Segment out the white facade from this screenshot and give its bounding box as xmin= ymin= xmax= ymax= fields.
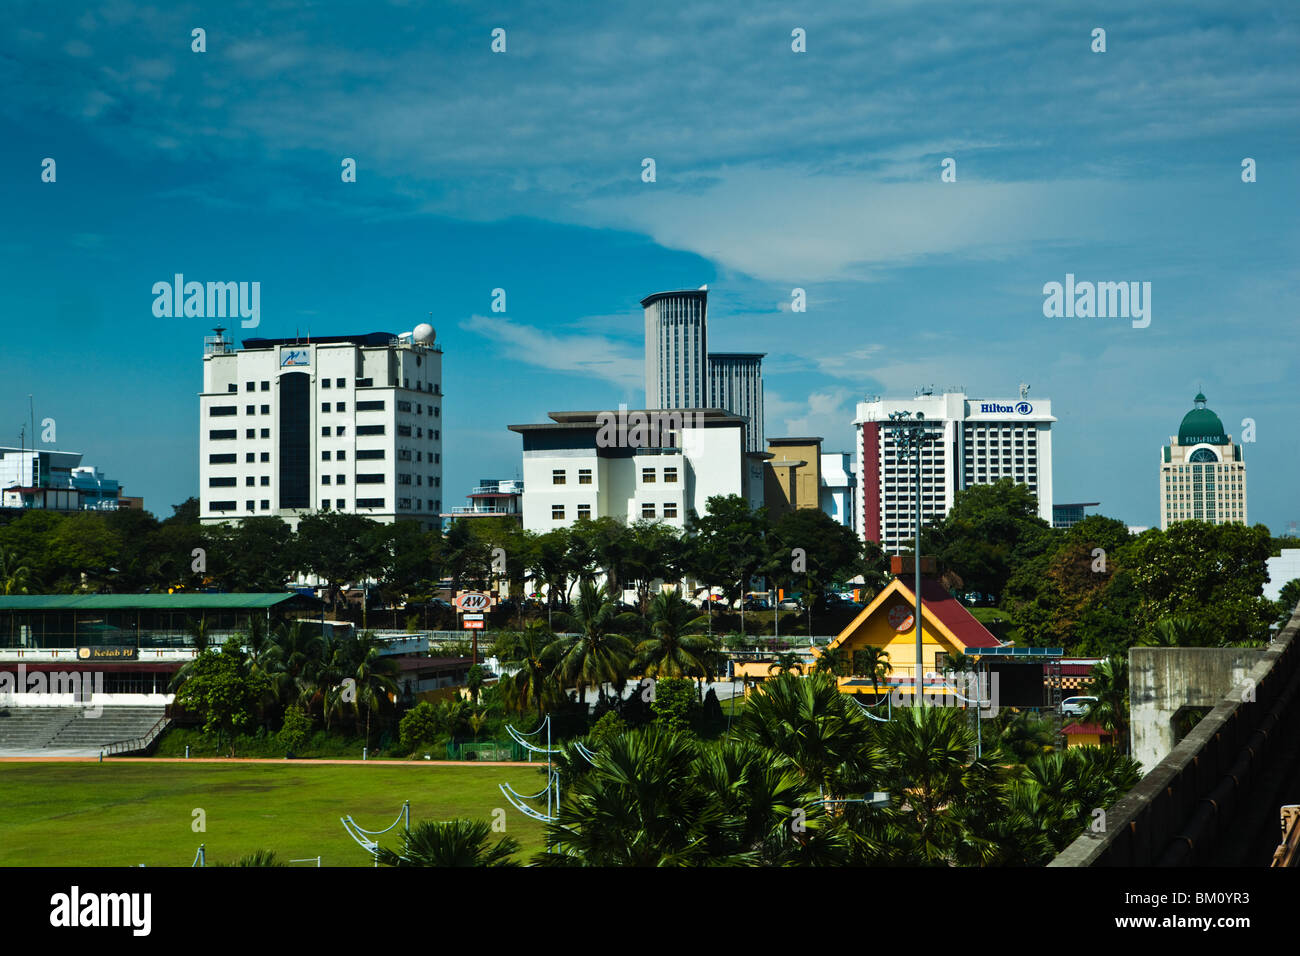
xmin=509 ymin=410 xmax=761 ymax=533
xmin=708 ymin=353 xmax=765 ymax=453
xmin=854 ymin=390 xmax=1055 ymax=552
xmin=643 ymin=290 xmax=708 ymax=410
xmin=198 ymin=329 xmax=443 ymax=530
xmin=1265 ymin=550 xmax=1300 ymax=604
xmin=819 ymin=451 xmax=856 ymax=533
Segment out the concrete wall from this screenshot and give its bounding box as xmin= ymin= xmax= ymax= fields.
xmin=1130 ymin=646 xmax=1263 ymax=773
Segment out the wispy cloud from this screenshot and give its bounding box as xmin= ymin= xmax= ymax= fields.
xmin=459 ymin=314 xmax=641 ymax=389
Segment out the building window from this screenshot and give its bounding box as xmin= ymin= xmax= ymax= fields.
xmin=553 ymin=470 xmax=566 ymax=485
xmin=336 ymin=402 xmax=346 ymax=412
xmin=664 ymin=467 xmax=678 ymax=483
xmin=434 ymin=430 xmax=440 ymax=440
xmin=321 ymin=402 xmax=331 ymax=413
xmin=245 ymin=476 xmax=255 ymax=486
xmin=337 ymin=474 xmax=346 ymax=485
xmin=397 ymin=401 xmax=411 ymax=413
xmin=260 ymin=476 xmax=269 ymax=486
xmin=322 ymin=500 xmax=330 ymax=509
xmin=210 ymin=406 xmax=237 ymax=417
xmin=261 ymin=381 xmax=269 ymax=391
xmin=261 ymin=428 xmax=270 ymax=438
xmin=245 ymin=382 xmax=255 ymax=392
xmin=357 ymin=425 xmax=385 ymax=436
xmin=552 ymin=505 xmax=565 ymax=520
xmin=260 ymin=500 xmax=269 ymax=510
xmin=434 ymin=406 xmax=439 ymax=417
xmin=246 ymin=501 xmax=255 ymax=512
xmin=227 ymin=384 xmax=237 ymax=393
xmin=337 ymin=450 xmax=346 ymax=460
xmin=434 ymin=453 xmax=440 ymax=464
xmin=322 ymin=450 xmax=331 ymax=460
xmin=356 ymin=498 xmax=384 ymax=508
xmin=357 ymin=449 xmax=385 ymax=459
xmin=322 ymin=475 xmax=331 ymax=484
xmin=577 ymin=504 xmax=592 ymax=520
xmin=209 ymin=453 xmax=236 ymax=464
xmin=337 ymin=499 xmax=345 ymax=509
xmin=357 ymin=474 xmax=385 ymax=484
xmin=321 ymin=427 xmax=330 ymax=437
xmin=663 ymin=502 xmax=678 ymax=518
xmin=246 ymin=452 xmax=256 ymax=463
xmin=261 ymin=405 xmax=270 ymax=415
xmin=209 ymin=477 xmax=236 ymax=487
xmin=209 ymin=429 xmax=237 ymax=440
xmin=323 ymin=379 xmax=331 ymax=389
xmin=397 ymin=425 xmax=412 ymax=437
xmin=358 ymin=400 xmax=385 ymax=411
xmin=578 ymin=469 xmax=592 ymax=484
xmin=642 ymin=503 xmax=656 ymax=518
xmin=245 ymin=405 xmax=255 ymax=415
xmin=335 ymin=426 xmax=345 ymax=436
xmin=642 ymin=468 xmax=656 ymax=483
xmin=336 ymin=378 xmax=345 ymax=388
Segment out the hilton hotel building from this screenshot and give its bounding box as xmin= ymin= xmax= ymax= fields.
xmin=198 ymin=329 xmax=443 ymax=530
xmin=854 ymin=390 xmax=1055 ymax=552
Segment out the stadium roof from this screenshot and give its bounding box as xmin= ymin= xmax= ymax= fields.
xmin=0 ymin=593 xmax=316 ymax=611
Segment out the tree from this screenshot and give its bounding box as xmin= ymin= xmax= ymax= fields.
xmin=851 ymin=647 xmax=892 ymax=702
xmin=294 ymin=511 xmax=383 ymax=613
xmin=345 ymin=631 xmax=400 ymax=747
xmin=813 ymin=646 xmax=850 ymax=678
xmin=1083 ymin=656 xmax=1130 ymax=756
xmin=635 ymin=590 xmax=711 ymax=679
xmin=376 ymin=819 xmax=520 ymax=867
xmin=922 ymin=479 xmax=1053 ymax=599
xmin=684 ymin=495 xmax=770 ymax=634
xmin=173 ymin=637 xmax=271 ymax=757
xmin=650 ymin=676 xmax=696 ymax=734
xmin=623 ymin=520 xmax=684 ymax=614
xmin=548 ymin=580 xmax=637 ymax=707
xmin=277 ymin=706 xmax=312 ymax=756
xmin=766 ymin=508 xmax=863 ymax=612
xmin=500 ymin=621 xmax=562 ymax=717
xmin=1128 ymin=521 xmax=1276 ymax=645
xmin=767 ymin=652 xmax=804 ymax=677
xmin=0 ymin=548 xmax=30 ymax=595
xmin=1274 ymin=578 xmax=1300 ymax=629
xmin=399 ymin=701 xmax=441 ymax=752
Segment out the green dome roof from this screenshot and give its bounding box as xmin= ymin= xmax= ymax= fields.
xmin=1178 ymin=392 xmax=1228 ymax=445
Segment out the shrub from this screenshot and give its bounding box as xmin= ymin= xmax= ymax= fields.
xmin=399 ymin=701 xmax=440 ymax=752
xmin=277 ymin=706 xmax=312 ymax=756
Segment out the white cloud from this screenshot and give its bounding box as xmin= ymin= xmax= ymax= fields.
xmin=459 ymin=314 xmax=641 ymax=389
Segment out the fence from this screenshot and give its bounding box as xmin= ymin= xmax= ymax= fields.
xmin=446 ymin=739 xmax=525 ymax=761
xmin=103 ymin=714 xmax=171 ymax=757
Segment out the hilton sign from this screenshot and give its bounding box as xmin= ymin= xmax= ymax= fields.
xmin=978 ymin=402 xmax=1033 ymax=415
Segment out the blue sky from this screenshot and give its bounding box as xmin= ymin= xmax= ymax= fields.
xmin=1 ymin=0 xmax=1297 ymax=531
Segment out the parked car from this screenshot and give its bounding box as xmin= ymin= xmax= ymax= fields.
xmin=778 ymin=598 xmax=803 ymax=612
xmin=741 ymin=599 xmax=771 ymax=612
xmin=1060 ymin=696 xmax=1097 ymax=717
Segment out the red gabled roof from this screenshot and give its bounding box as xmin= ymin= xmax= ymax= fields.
xmin=1061 ymin=722 xmax=1110 ymax=736
xmin=896 ymin=577 xmax=1002 ymax=649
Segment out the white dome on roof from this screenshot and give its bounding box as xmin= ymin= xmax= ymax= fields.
xmin=413 ymin=322 xmax=435 ymax=343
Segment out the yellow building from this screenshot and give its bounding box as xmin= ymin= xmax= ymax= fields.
xmin=764 ymin=437 xmax=822 ymax=520
xmin=819 ymin=575 xmax=1003 ymax=702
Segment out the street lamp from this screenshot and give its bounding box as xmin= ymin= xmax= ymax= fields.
xmin=887 ymin=411 xmax=933 ymax=708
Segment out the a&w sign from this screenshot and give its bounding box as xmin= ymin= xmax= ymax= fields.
xmin=456 ymin=592 xmax=491 ymax=612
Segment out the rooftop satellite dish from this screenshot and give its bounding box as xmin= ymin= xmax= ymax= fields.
xmin=698 ymin=284 xmax=708 ymax=291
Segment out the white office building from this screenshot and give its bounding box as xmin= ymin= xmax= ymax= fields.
xmin=508 ymin=409 xmax=765 ymax=533
xmin=198 ymin=325 xmax=443 ymax=530
xmin=854 ymin=389 xmax=1055 ymax=552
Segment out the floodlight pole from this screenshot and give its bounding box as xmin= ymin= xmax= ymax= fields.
xmin=889 ymin=411 xmax=929 ymax=708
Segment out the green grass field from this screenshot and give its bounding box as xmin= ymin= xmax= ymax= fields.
xmin=0 ymin=761 xmax=549 ymax=867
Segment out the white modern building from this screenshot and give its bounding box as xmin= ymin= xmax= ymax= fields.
xmin=643 ymin=289 xmax=709 ymax=410
xmin=1159 ymin=392 xmax=1247 ymax=531
xmin=819 ymin=451 xmax=856 ymax=533
xmin=198 ymin=325 xmax=443 ymax=530
xmin=854 ymin=388 xmax=1055 ymax=552
xmin=708 ymin=353 xmax=765 ymax=453
xmin=441 ymin=478 xmax=524 ymax=528
xmin=508 ymin=409 xmax=766 ymax=533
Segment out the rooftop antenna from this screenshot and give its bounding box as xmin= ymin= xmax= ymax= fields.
xmin=1019 ymin=383 xmax=1030 ymax=399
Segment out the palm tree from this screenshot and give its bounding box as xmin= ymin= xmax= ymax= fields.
xmin=767 ymin=652 xmax=804 ymax=677
xmin=1083 ymin=656 xmax=1130 ymax=755
xmin=851 ymin=647 xmax=892 ymax=704
xmin=635 ymin=590 xmax=711 ymax=679
xmin=349 ymin=631 xmax=400 ymax=748
xmin=812 ymin=646 xmax=849 ymax=678
xmin=376 ymin=819 xmax=520 ymax=867
xmin=0 ymin=548 xmax=31 ymax=595
xmin=548 ymin=579 xmax=637 ymax=708
xmin=1142 ymin=614 xmax=1209 ymax=648
xmin=737 ymin=672 xmax=876 ymax=800
xmin=501 ymin=620 xmax=562 ymax=718
xmin=537 ymin=727 xmax=723 ymax=866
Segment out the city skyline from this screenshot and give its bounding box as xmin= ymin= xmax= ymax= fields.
xmin=1 ymin=2 xmax=1296 ymax=532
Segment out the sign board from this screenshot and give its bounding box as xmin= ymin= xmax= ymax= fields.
xmin=887 ymin=605 xmax=915 ymax=633
xmin=77 ymin=646 xmax=138 ymax=661
xmin=462 ymin=619 xmax=484 ymax=630
xmin=456 ymin=592 xmax=490 ymax=612
xmin=462 ymin=613 xmax=484 ymax=621
xmin=280 ymin=348 xmax=310 ymax=367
